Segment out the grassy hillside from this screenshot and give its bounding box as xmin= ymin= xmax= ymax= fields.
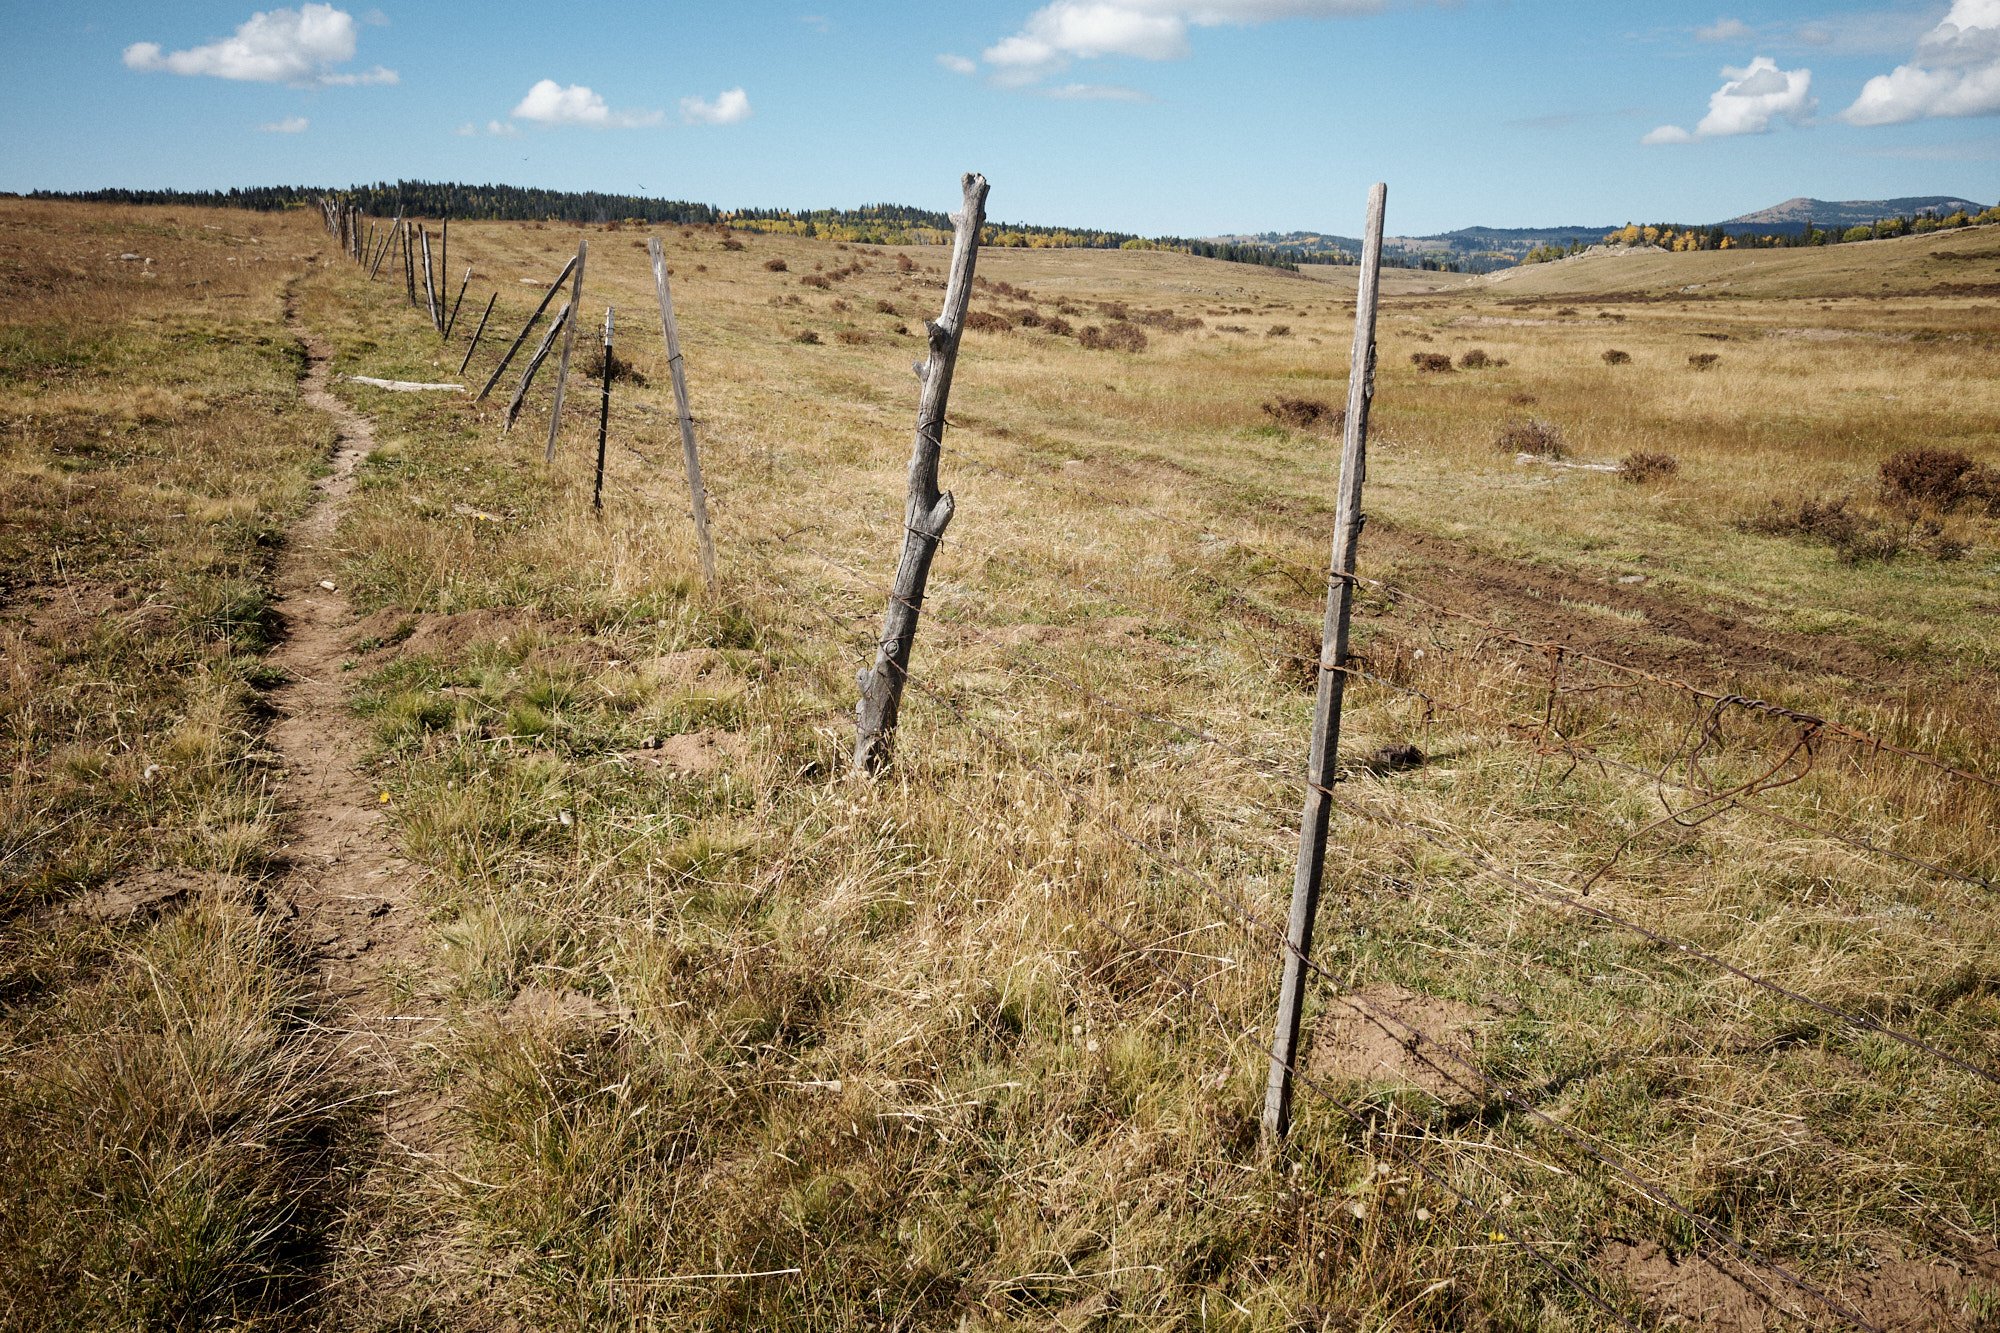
xmin=4 ymin=199 xmax=1997 ymax=1331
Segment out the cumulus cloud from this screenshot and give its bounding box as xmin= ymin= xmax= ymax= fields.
xmin=511 ymin=79 xmax=662 ymax=128
xmin=1644 ymin=56 xmax=1813 ymax=143
xmin=973 ymin=0 xmax=1389 ymax=87
xmin=937 ymin=53 xmax=978 ymax=74
xmin=1843 ymin=0 xmax=2000 ymax=125
xmin=680 ymin=87 xmax=752 ymax=125
xmin=1695 ymin=17 xmax=1754 ymax=43
xmin=260 ymin=115 xmax=310 ymax=132
xmin=122 ymin=4 xmax=396 ymax=86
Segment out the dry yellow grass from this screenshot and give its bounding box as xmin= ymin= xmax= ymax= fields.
xmin=4 ymin=200 xmax=1997 ymax=1330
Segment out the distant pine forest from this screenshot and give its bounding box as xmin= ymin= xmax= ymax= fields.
xmin=24 ymin=179 xmax=1444 ymax=272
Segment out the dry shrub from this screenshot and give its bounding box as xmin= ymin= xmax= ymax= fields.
xmin=1266 ymin=324 xmax=1291 ymax=338
xmin=1602 ymin=349 xmax=1632 ymax=365
xmin=720 ymin=238 xmax=745 ymax=251
xmin=1078 ymin=322 xmax=1148 ymax=352
xmin=896 ymin=254 xmax=917 ymax=273
xmin=792 ymin=329 xmax=820 ymax=345
xmin=1096 ymin=301 xmax=1131 ymax=321
xmin=1879 ymin=448 xmax=2000 ymax=515
xmin=1411 ymin=352 xmax=1454 ymax=373
xmin=873 ymin=299 xmax=898 ymax=316
xmin=799 ymin=274 xmax=830 ymax=290
xmin=1136 ymin=309 xmax=1203 ymax=333
xmin=1009 ymin=307 xmax=1045 ymax=328
xmin=836 ymin=330 xmax=870 ymax=346
xmin=1620 ymin=450 xmax=1678 ymax=483
xmin=1688 ymin=352 xmax=1720 ymax=371
xmin=1261 ymin=398 xmax=1344 ymax=432
xmin=1556 ymin=306 xmax=1578 ymax=316
xmin=1496 ymin=417 xmax=1567 ymax=458
xmin=1042 ymin=316 xmax=1074 ymax=338
xmin=763 ymin=258 xmax=788 ymax=273
xmin=578 ymin=344 xmax=646 ymax=387
xmin=1216 ymin=324 xmax=1249 ymax=334
xmin=1509 ymin=392 xmax=1538 ymax=406
xmin=963 ymin=311 xmax=1013 ymax=334
xmin=1739 ymin=494 xmax=1903 ymax=563
xmin=1458 ymin=348 xmax=1493 ymax=369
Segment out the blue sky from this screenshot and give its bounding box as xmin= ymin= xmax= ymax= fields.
xmin=2 ymin=1 xmax=1996 ymax=236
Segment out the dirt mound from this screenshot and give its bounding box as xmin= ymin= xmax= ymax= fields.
xmin=67 ymin=869 xmax=205 ymax=923
xmin=348 ymin=607 xmax=540 ymax=659
xmin=1599 ymin=1238 xmax=2000 ymax=1331
xmin=622 ymin=729 xmax=748 ymax=777
xmin=1308 ymin=983 xmax=1491 ymax=1103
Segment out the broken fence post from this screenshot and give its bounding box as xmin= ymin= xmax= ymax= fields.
xmin=504 ymin=300 xmax=571 ymax=432
xmin=1261 ymin=181 xmax=1387 ymax=1151
xmin=544 ymin=238 xmax=587 ymax=463
xmin=475 ymin=253 xmax=578 ymax=402
xmin=459 ymin=292 xmax=497 ymax=375
xmin=853 ymin=171 xmax=989 ymax=775
xmin=646 ymin=235 xmax=720 ymax=591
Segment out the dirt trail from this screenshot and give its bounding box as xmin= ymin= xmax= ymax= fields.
xmin=270 ymin=300 xmax=444 ymax=1219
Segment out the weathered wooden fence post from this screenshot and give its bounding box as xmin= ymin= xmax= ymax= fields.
xmin=504 ymin=301 xmax=572 ymax=432
xmin=369 ymin=209 xmax=401 ymax=280
xmin=403 ymin=222 xmax=418 ymax=306
xmin=594 ymin=305 xmax=614 ymax=512
xmin=853 ymin=172 xmax=989 ymax=774
xmin=1261 ymin=181 xmax=1387 ymax=1150
xmin=443 ymin=265 xmax=472 ymax=339
xmin=459 ymin=292 xmax=497 ymax=376
xmin=475 ymin=254 xmax=579 ymax=401
xmin=646 ymin=236 xmax=719 ymax=590
xmin=420 ymin=228 xmax=442 ymax=332
xmin=543 ymin=239 xmax=587 ymax=463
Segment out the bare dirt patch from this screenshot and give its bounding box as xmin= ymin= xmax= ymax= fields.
xmin=622 ymin=728 xmax=748 ymax=776
xmin=1599 ymin=1237 xmax=2000 ymax=1331
xmin=1308 ymin=983 xmax=1491 ymax=1103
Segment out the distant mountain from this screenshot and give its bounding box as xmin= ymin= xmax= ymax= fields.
xmin=1220 ymin=195 xmax=1994 ymax=272
xmin=1719 ymin=195 xmax=1988 ymax=236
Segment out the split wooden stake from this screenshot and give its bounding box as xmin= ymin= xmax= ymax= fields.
xmin=646 ymin=236 xmax=719 ymax=590
xmin=1261 ymin=181 xmax=1387 ymax=1150
xmin=459 ymin=292 xmax=497 ymax=375
xmin=504 ymin=300 xmax=571 ymax=432
xmin=544 ymin=239 xmax=587 ymax=463
xmin=853 ymin=172 xmax=989 ymax=774
xmin=475 ymin=253 xmax=578 ymax=401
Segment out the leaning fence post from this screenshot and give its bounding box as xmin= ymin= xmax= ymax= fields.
xmin=420 ymin=227 xmax=442 ymax=332
xmin=369 ymin=209 xmax=401 ymax=279
xmin=459 ymin=292 xmax=497 ymax=375
xmin=475 ymin=253 xmax=578 ymax=401
xmin=1261 ymin=181 xmax=1387 ymax=1150
xmin=504 ymin=301 xmax=572 ymax=432
xmin=544 ymin=239 xmax=587 ymax=462
xmin=853 ymin=172 xmax=989 ymax=775
xmin=443 ymin=265 xmax=472 ymax=339
xmin=594 ymin=305 xmax=613 ymax=512
xmin=646 ymin=236 xmax=719 ymax=590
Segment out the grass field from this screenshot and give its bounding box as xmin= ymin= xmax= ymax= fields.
xmin=3 ymin=197 xmax=1997 ymax=1331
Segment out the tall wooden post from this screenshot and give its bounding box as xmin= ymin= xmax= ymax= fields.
xmin=420 ymin=228 xmax=442 ymax=332
xmin=1261 ymin=182 xmax=1387 ymax=1149
xmin=544 ymin=239 xmax=587 ymax=463
xmin=853 ymin=172 xmax=988 ymax=774
xmin=404 ymin=223 xmax=418 ymax=305
xmin=475 ymin=254 xmax=578 ymax=401
xmin=459 ymin=292 xmax=497 ymax=376
xmin=594 ymin=305 xmax=614 ymax=512
xmin=646 ymin=236 xmax=719 ymax=590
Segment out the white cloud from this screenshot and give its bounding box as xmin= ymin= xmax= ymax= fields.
xmin=1042 ymin=81 xmax=1152 ymax=100
xmin=1644 ymin=56 xmax=1813 ymax=143
xmin=937 ymin=52 xmax=978 ymax=75
xmin=973 ymin=0 xmax=1389 ymax=86
xmin=1843 ymin=0 xmax=2000 ymax=125
xmin=1695 ymin=17 xmax=1753 ymax=43
xmin=680 ymin=87 xmax=752 ymax=125
xmin=487 ymin=119 xmax=519 ymax=137
xmin=511 ymin=79 xmax=662 ymax=128
xmin=122 ymin=4 xmax=395 ymax=86
xmin=260 ymin=114 xmax=310 ymax=133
